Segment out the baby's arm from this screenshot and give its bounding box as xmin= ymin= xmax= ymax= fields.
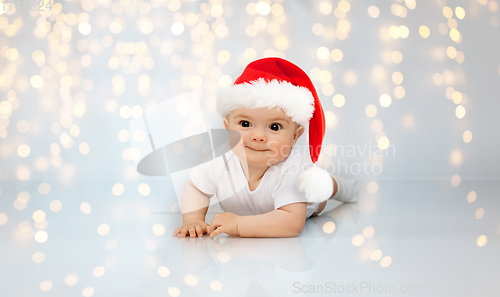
xmin=238 ymin=202 xmax=307 ymax=237
xmin=173 ymin=179 xmax=212 ymax=238
xmin=209 ymin=202 xmax=307 ymax=238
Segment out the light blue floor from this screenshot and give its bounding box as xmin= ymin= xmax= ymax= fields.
xmin=0 ymin=180 xmax=498 ymax=296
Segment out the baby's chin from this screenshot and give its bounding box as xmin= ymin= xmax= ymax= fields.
xmin=242 ymin=152 xmax=287 ymax=167
xmin=231 ymin=145 xmax=289 ymax=166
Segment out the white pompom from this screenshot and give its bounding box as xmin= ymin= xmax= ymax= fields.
xmin=296 ymin=164 xmax=333 ymax=203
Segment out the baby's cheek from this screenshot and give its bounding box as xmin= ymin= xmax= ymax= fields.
xmin=265 ymin=146 xmax=288 ymax=165
xmin=275 ymin=143 xmax=291 ymax=157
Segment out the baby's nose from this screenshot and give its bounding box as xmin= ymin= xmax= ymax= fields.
xmin=251 ymin=131 xmax=266 ymax=142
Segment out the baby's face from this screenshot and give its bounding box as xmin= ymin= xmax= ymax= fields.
xmin=224 ymin=107 xmax=305 ymax=167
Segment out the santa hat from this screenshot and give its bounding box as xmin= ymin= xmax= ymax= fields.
xmin=216 ymin=57 xmax=333 ymax=203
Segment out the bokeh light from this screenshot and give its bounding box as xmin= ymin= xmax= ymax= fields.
xmin=35 ymin=231 xmax=48 ymax=243
xmin=475 ymin=208 xmax=484 ymax=219
xmin=33 ymin=210 xmax=46 ymax=222
xmin=372 ymin=120 xmax=383 ymax=133
xmin=317 ymin=47 xmax=330 ymax=60
xmin=450 ymin=149 xmax=464 ymax=166
xmin=332 ymin=94 xmax=345 ymax=107
xmin=50 ymin=200 xmax=62 ymax=212
xmin=352 ymin=235 xmax=364 ymax=246
xmin=210 ymin=281 xmax=224 ymax=291
xmin=379 ymin=94 xmax=392 ymax=107
xmin=331 ymin=49 xmax=343 ymax=62
xmin=217 ymin=252 xmax=231 ymax=263
xmin=17 ymin=144 xmax=30 ymax=157
xmin=81 ymin=202 xmax=91 ymax=214
xmin=363 ymin=226 xmax=375 ymax=238
xmin=113 ymin=183 xmax=124 ymax=196
xmin=138 ymin=183 xmax=151 ymax=196
xmin=0 ymin=213 xmax=8 ymax=225
xmin=392 ymin=72 xmax=404 ymax=84
xmin=319 ymin=2 xmax=333 ymax=15
xmin=451 ymin=174 xmax=461 ymax=187
xmin=32 ymin=252 xmax=45 ymax=263
xmin=455 ymin=7 xmax=465 ymax=19
xmin=378 ymin=137 xmax=390 ymax=150
xmin=365 ymin=105 xmax=377 ymax=118
xmin=455 ymin=106 xmax=466 ymax=119
xmin=168 ymin=287 xmax=180 ymax=297
xmin=93 ymin=266 xmax=105 ymax=277
xmin=40 ymin=281 xmax=52 ymax=292
xmin=322 ymin=221 xmax=336 ymax=233
xmin=380 ymin=256 xmax=392 ymax=267
xmin=153 ymin=224 xmax=165 ymax=236
xmin=158 ymin=266 xmax=170 ymax=277
xmin=38 ymin=183 xmax=51 ymax=195
xmin=371 ymin=250 xmax=383 ymax=261
xmin=467 ymin=191 xmax=477 ymax=203
xmin=419 ymin=26 xmax=430 ymax=38
xmin=367 ymin=182 xmax=379 ymax=194
xmin=368 ymin=6 xmax=380 ymax=18
xmin=184 ymin=274 xmax=198 ymax=286
xmin=98 ymin=224 xmax=110 ymax=236
xmin=82 ymin=287 xmax=95 ymax=297
xmin=476 ymin=235 xmax=487 ymax=247
xmin=65 ymin=275 xmax=79 ymax=286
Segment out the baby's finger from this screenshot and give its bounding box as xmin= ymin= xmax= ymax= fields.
xmin=174 ymin=226 xmax=183 ymax=236
xmin=206 ymin=225 xmax=211 ymax=234
xmin=179 ymin=226 xmax=189 ymax=238
xmin=195 ymin=225 xmax=204 ymax=237
xmin=210 ymin=226 xmax=225 ymax=237
xmin=209 ymin=218 xmax=221 ymax=232
xmin=189 ymin=226 xmax=197 ymax=238
xmin=208 ymin=224 xmax=219 ymax=235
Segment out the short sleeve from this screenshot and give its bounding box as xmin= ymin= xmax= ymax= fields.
xmin=189 ymin=159 xmax=219 ymax=196
xmin=272 ymin=167 xmax=309 ymax=210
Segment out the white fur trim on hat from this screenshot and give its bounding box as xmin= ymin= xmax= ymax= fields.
xmin=216 ymin=78 xmax=315 ymax=125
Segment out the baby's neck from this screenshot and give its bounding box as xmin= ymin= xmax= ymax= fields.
xmin=238 ymin=158 xmax=270 ymax=185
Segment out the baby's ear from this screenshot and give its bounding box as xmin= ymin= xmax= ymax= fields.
xmin=223 ymin=117 xmax=229 ymax=129
xmin=293 ymin=124 xmax=305 ymax=143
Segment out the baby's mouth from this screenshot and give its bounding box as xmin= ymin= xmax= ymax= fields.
xmin=245 ymin=146 xmax=269 ymax=152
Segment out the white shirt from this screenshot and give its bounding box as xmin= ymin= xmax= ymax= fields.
xmin=189 ymin=146 xmax=320 ymax=218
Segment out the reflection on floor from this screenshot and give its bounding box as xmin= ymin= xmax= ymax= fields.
xmin=0 ymin=180 xmax=499 ymax=296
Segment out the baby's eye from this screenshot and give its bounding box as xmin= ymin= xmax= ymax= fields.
xmin=239 ymin=120 xmax=251 ymax=127
xmin=269 ymin=123 xmax=282 ymax=131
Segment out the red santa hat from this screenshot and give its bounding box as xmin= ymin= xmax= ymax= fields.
xmin=216 ymin=57 xmax=333 ymax=203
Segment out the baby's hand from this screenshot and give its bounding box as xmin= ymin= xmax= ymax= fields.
xmin=208 ymin=212 xmax=240 ymax=237
xmin=173 ymin=219 xmax=210 ymax=238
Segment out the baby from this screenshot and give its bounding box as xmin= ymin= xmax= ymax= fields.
xmin=173 ymin=57 xmax=357 ymax=238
